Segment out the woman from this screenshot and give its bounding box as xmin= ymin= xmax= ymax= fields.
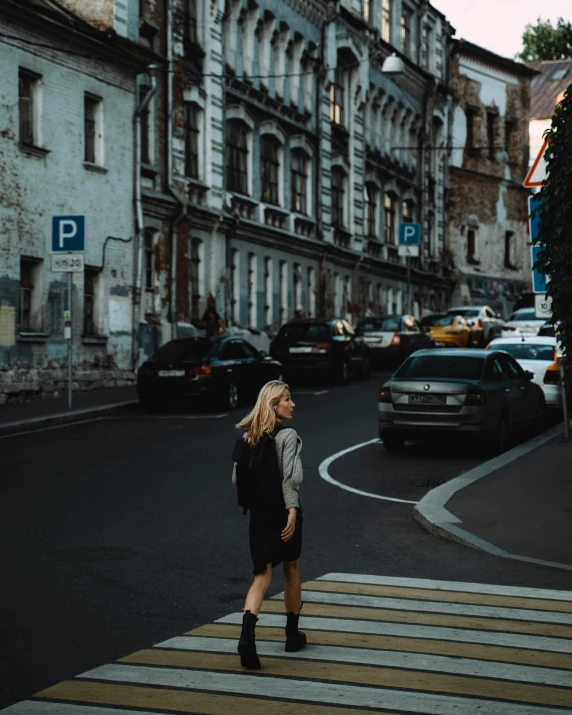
xmin=232 ymin=380 xmax=306 ymax=669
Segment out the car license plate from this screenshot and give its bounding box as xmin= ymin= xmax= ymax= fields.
xmin=289 ymin=347 xmax=313 ymax=353
xmin=363 ymin=336 xmax=381 ymax=342
xmin=434 ymin=341 xmax=445 ymax=346
xmin=158 ymin=370 xmax=185 ymax=377
xmin=409 ymin=394 xmax=447 ymax=405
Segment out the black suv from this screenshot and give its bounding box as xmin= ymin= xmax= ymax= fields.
xmin=270 ymin=318 xmax=370 ymax=384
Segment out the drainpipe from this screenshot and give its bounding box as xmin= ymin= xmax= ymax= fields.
xmin=133 ymin=65 xmax=158 ymax=368
xmin=166 ymin=0 xmax=189 ymax=340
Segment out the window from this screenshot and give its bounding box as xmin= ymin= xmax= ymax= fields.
xmin=504 ymin=120 xmax=514 ymax=157
xmin=248 ymin=252 xmax=257 ymax=328
xmin=504 ymin=231 xmax=516 ymax=269
xmin=307 ymin=267 xmax=316 ymax=317
xmin=331 ymin=168 xmax=346 ymax=227
xmin=552 ymin=68 xmax=568 ymax=80
xmin=467 ymin=228 xmax=478 ymax=263
xmin=84 ymin=94 xmax=103 ymax=165
xmin=264 ymin=257 xmax=273 ymax=326
xmin=402 ymin=200 xmax=415 ymax=223
xmin=231 ymin=248 xmax=240 ymax=324
xmin=384 ymin=194 xmax=395 ymax=244
xmin=291 ymin=150 xmax=308 ymax=214
xmin=487 ymin=112 xmax=496 ymax=161
xmin=293 ymin=264 xmax=302 ymax=316
xmin=190 ymin=239 xmax=204 ymax=321
xmin=362 ymin=0 xmax=371 ymax=23
xmin=466 ymin=108 xmax=476 ymax=148
xmin=364 ymin=184 xmax=377 ymax=238
xmin=221 ymin=341 xmax=247 ymax=361
xmin=184 ymin=103 xmax=200 ymax=179
xmin=330 ymin=68 xmax=345 ymax=125
xmin=144 ymin=230 xmax=155 ymax=291
xmin=427 ymin=211 xmax=435 ymax=257
xmin=185 ymin=0 xmax=198 ymax=46
xmin=19 ymin=69 xmax=40 ymax=145
xmin=260 ymin=135 xmax=280 ymax=205
xmin=381 ymin=0 xmax=391 ymax=42
xmin=139 ymin=84 xmax=151 ymax=165
xmin=400 ymin=8 xmax=412 ymax=57
xmin=19 ymin=258 xmax=42 ymax=332
xmin=226 ymin=120 xmax=249 ymax=194
xmin=84 ymin=268 xmax=100 ymax=336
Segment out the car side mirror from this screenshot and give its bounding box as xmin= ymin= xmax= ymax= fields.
xmin=259 ymin=350 xmax=268 ymax=359
xmin=525 ymin=370 xmax=534 ymax=380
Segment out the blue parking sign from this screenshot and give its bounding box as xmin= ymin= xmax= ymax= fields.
xmin=399 ymin=222 xmax=421 ymax=245
xmin=52 ymin=216 xmax=85 ymax=252
xmin=531 ymin=244 xmax=548 ymax=293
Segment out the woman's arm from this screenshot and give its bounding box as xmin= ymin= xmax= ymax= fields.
xmin=277 ymin=429 xmax=303 ymax=508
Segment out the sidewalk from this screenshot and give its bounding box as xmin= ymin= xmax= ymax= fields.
xmin=415 ymin=424 xmax=572 ymax=571
xmin=0 ymin=385 xmax=138 ymax=435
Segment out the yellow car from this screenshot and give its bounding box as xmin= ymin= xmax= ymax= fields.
xmin=423 ymin=314 xmax=480 ymax=348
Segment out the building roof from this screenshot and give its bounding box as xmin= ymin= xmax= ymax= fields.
xmin=526 ymin=60 xmax=572 ymax=119
xmin=454 ymin=39 xmax=538 ymax=79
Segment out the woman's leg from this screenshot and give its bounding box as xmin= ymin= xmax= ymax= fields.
xmin=244 ymin=563 xmax=272 ymax=615
xmin=283 ymin=559 xmax=301 ymax=613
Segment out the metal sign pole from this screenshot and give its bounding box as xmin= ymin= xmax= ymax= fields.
xmin=66 ymin=272 xmax=73 ymax=410
xmin=561 ymin=358 xmax=570 ymax=441
xmin=407 ymin=253 xmax=412 ymax=314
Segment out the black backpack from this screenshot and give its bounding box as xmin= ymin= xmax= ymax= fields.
xmin=232 ymin=433 xmax=285 ymax=513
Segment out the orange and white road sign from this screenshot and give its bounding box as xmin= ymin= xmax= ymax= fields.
xmin=524 ymin=138 xmax=549 ymax=187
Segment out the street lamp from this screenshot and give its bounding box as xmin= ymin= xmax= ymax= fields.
xmin=381 ymin=53 xmax=405 ymax=75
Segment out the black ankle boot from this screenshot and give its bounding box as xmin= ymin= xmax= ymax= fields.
xmin=238 ymin=610 xmax=261 ymax=669
xmin=285 ymin=603 xmax=307 ymax=652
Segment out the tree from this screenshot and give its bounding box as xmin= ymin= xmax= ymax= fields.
xmin=534 ymin=84 xmax=572 ymax=366
xmin=516 ymin=17 xmax=572 ymax=62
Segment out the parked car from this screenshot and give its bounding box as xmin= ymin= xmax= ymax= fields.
xmin=500 ymin=308 xmax=545 ymax=338
xmin=538 ymin=321 xmax=556 ymax=337
xmin=355 ymin=315 xmax=434 ymax=366
xmin=487 ymin=336 xmax=562 ymax=410
xmin=137 ymin=336 xmax=283 ymax=410
xmin=446 ymin=306 xmax=504 ymax=345
xmin=421 ymin=314 xmax=482 ymax=348
xmin=270 ymin=318 xmax=369 ymax=384
xmin=378 ymin=348 xmax=545 ymax=453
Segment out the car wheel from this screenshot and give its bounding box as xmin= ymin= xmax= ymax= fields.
xmin=491 ymin=415 xmax=509 ymax=455
xmin=225 ymin=381 xmax=239 ymax=410
xmin=382 ymin=430 xmax=405 ymax=452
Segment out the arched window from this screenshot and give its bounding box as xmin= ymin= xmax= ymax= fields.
xmin=226 ymin=120 xmax=250 ymax=195
xmin=291 ymin=149 xmax=310 ymax=214
xmin=260 ymin=135 xmax=281 ymax=205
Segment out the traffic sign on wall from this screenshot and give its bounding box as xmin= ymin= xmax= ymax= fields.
xmin=52 ymin=216 xmax=85 ymax=252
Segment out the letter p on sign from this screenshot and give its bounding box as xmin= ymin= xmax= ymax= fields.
xmin=52 ymin=216 xmax=85 ymax=252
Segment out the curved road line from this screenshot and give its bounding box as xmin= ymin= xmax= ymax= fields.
xmin=319 ymin=439 xmax=419 ymax=505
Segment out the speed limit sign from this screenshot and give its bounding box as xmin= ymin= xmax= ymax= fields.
xmin=535 ymin=294 xmax=552 ymax=319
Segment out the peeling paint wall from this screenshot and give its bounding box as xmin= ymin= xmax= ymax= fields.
xmin=0 ymin=16 xmax=137 ymax=403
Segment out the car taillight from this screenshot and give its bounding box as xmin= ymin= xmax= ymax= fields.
xmin=477 ymin=319 xmax=483 ymax=329
xmin=138 ymin=366 xmax=154 ymax=377
xmin=188 ymin=364 xmax=213 ymax=376
xmin=378 ymin=387 xmax=392 ymax=403
xmin=316 ymin=342 xmax=333 ymax=350
xmin=544 ymin=368 xmax=561 ymax=385
xmin=464 ymin=388 xmax=486 ymax=406
xmin=391 ymin=332 xmax=401 ymax=346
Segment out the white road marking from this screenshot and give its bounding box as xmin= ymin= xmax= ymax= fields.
xmin=313 ymin=390 xmax=329 ymax=395
xmin=319 ymin=438 xmax=418 ymax=504
xmin=280 ymin=590 xmax=572 ymax=624
xmin=156 ymin=635 xmax=572 ymax=687
xmin=318 ymin=574 xmax=572 ymax=602
xmin=218 ymin=612 xmax=572 ymax=653
xmin=78 ymin=663 xmax=569 ymax=715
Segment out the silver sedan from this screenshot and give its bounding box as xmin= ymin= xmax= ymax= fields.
xmin=378 ymin=349 xmax=545 ymax=453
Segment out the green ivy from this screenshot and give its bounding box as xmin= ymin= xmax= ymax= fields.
xmin=535 ymin=83 xmax=572 ymax=365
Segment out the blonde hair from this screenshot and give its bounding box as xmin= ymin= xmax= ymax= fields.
xmin=236 ymin=380 xmax=290 ymax=446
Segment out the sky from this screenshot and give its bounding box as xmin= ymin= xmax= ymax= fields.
xmin=431 ymin=0 xmax=571 ymax=60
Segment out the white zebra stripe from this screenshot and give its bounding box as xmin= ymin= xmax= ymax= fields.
xmin=1 ymin=703 xmax=164 ymax=715
xmin=318 ymin=574 xmax=572 ymax=601
xmin=78 ymin=663 xmax=569 ymax=715
xmin=156 ymin=635 xmax=572 ymax=687
xmin=217 ymin=612 xmax=572 ymax=653
xmin=272 ymin=589 xmax=572 ymax=624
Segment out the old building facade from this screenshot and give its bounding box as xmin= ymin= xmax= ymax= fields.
xmin=0 ymin=0 xmax=151 ymax=403
xmin=448 ymin=40 xmax=536 ymax=316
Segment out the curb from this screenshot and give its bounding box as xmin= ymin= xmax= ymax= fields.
xmin=413 ymin=423 xmax=572 ymax=572
xmin=0 ymin=400 xmax=139 ymax=437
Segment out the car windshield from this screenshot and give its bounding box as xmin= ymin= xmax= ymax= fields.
xmin=357 ymin=317 xmax=401 ymax=333
xmin=431 ymin=315 xmax=457 ymax=327
xmin=421 ymin=315 xmax=446 ymax=327
xmin=395 ymin=355 xmax=485 ymax=380
xmin=151 ymin=338 xmax=215 ymax=361
xmin=508 ymin=309 xmax=539 ymax=321
xmin=447 ymin=308 xmax=480 ymax=317
xmin=278 ymin=323 xmax=331 ymax=341
xmin=493 ymin=343 xmax=555 ymax=361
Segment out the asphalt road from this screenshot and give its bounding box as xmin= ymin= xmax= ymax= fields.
xmin=1 ymin=372 xmax=571 ymax=709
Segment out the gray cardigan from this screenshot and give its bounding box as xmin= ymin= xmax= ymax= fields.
xmin=232 ymin=427 xmax=303 ymax=509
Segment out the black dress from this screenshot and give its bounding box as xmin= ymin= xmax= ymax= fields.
xmin=249 ymin=506 xmax=303 ymax=575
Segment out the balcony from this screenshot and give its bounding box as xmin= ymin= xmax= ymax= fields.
xmin=333 ymin=227 xmax=352 ymax=249
xmin=365 ymin=239 xmax=382 ymax=258
xmin=230 ymin=193 xmax=258 ymax=220
xmin=263 ymin=205 xmax=289 ymax=230
xmin=294 ymin=215 xmax=317 ymax=238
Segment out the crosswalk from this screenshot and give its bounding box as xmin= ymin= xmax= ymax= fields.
xmin=4 ymin=573 xmax=572 ymax=714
